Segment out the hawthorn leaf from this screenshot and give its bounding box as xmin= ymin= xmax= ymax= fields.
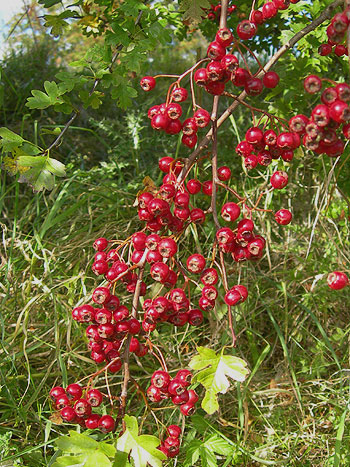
xmin=184 ymin=435 xmax=236 ymax=467
xmin=38 ymin=0 xmax=62 ymax=7
xmin=180 ymin=0 xmax=211 ymax=23
xmin=26 ymin=81 xmax=65 ymax=109
xmin=116 ymin=415 xmax=166 ymax=467
xmin=0 ymin=127 xmax=24 ymax=152
xmin=189 ymin=347 xmax=249 ymax=414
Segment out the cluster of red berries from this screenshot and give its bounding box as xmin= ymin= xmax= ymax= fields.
xmin=236 ymin=0 xmax=300 ymax=42
xmin=318 ymin=8 xmax=350 ymax=57
xmin=327 ymin=271 xmax=349 ymax=290
xmin=202 ymin=1 xmax=236 ymax=22
xmin=147 ymin=369 xmax=198 ymax=417
xmin=49 ymin=384 xmax=115 ymax=432
xmin=236 ymin=126 xmax=300 ymax=170
xmin=291 ymin=76 xmax=350 ymax=157
xmin=193 ymin=29 xmax=280 ymax=97
xmin=139 ymin=80 xmax=212 ymax=148
xmin=158 ymin=424 xmax=182 ymax=458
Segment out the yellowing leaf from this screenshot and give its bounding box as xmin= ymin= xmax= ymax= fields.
xmin=189 ymin=347 xmax=249 ymax=415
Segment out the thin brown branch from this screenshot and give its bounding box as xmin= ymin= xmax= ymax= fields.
xmin=178 ymin=0 xmax=343 ymax=182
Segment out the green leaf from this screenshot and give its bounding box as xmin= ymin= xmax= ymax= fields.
xmin=180 ymin=0 xmax=211 ymax=23
xmin=112 ymin=451 xmax=132 ymax=467
xmin=189 ymin=347 xmax=249 ymax=414
xmin=38 ymin=0 xmax=62 ymax=7
xmin=26 ymin=80 xmax=65 ymax=109
xmin=116 ymin=415 xmax=166 ymax=467
xmin=0 ymin=127 xmax=24 ymax=151
xmin=55 ymin=431 xmax=99 ymax=453
xmin=185 ymin=435 xmax=235 ymax=467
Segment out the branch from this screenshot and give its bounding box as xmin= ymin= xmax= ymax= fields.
xmin=178 ymin=0 xmax=343 ymax=180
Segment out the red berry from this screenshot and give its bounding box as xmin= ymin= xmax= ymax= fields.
xmin=246 ymin=127 xmax=264 ymax=145
xmin=202 ymin=180 xmax=213 ymax=196
xmin=158 ymin=237 xmax=177 ymax=258
xmin=327 ymin=271 xmax=349 ymax=290
xmin=85 ymin=414 xmax=101 ymax=429
xmin=224 ymin=285 xmax=248 ymax=306
xmin=74 ymin=399 xmax=92 ymax=417
xmin=171 ymin=87 xmax=188 ymax=102
xmin=147 ymin=385 xmax=162 ymax=402
xmin=221 ymin=202 xmax=241 ymax=222
xmin=186 ymin=254 xmax=206 ymax=273
xmin=244 ymin=154 xmax=258 ymax=169
xmin=304 ymin=75 xmax=322 ymax=94
xmin=245 ymin=77 xmax=263 ymax=96
xmin=93 ymin=237 xmax=108 ymax=251
xmin=263 ymin=71 xmax=280 ymax=88
xmin=150 ymin=262 xmax=170 ymax=282
xmin=188 ymin=308 xmax=204 ymax=326
xmin=167 ymin=424 xmax=182 ymax=438
xmin=221 ymin=54 xmax=239 ymax=72
xmin=187 ymin=179 xmax=202 ymax=194
xmin=215 ymin=27 xmax=233 ymax=47
xmin=60 ymin=406 xmax=76 ymax=422
xmin=270 ymin=171 xmax=288 ymax=189
xmin=182 ymin=134 xmax=197 ymax=148
xmin=66 ymin=383 xmax=83 ymax=401
xmin=275 ymin=209 xmax=292 ymax=225
xmin=86 ymin=389 xmax=103 ymax=407
xmin=92 ymin=286 xmax=110 ymax=305
xmin=217 ymin=166 xmax=231 ymax=181
xmin=168 ymin=379 xmax=186 ymax=396
xmin=190 ymin=208 xmax=206 ymax=224
xmin=50 ymin=386 xmax=65 ymax=401
xmin=236 ymin=20 xmax=257 ymax=40
xmin=140 ymin=76 xmax=156 ymax=91
xmin=180 ymin=402 xmax=196 ymax=416
xmin=232 ymin=68 xmax=250 ymax=86
xmin=318 ymin=43 xmax=333 ymax=56
xmin=98 ymin=415 xmax=115 ymax=433
xmin=55 ymin=394 xmax=71 ymax=410
xmin=262 ymin=2 xmax=278 ymax=19
xmin=207 ymin=41 xmax=226 ymax=61
xmin=194 ymin=68 xmax=208 ymax=86
xmin=193 ymin=108 xmax=211 ymax=128
xmin=200 ymin=268 xmax=218 ymax=285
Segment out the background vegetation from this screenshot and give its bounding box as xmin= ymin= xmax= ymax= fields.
xmin=1 ymin=0 xmax=350 ymax=465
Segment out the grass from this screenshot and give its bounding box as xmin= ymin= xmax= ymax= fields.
xmin=1 ymin=145 xmax=350 ymax=466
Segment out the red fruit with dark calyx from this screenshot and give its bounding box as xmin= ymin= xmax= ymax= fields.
xmin=232 ymin=68 xmax=250 ymax=86
xmin=158 ymin=156 xmax=174 ymax=173
xmin=221 ymin=202 xmax=241 ymax=222
xmin=50 ymin=386 xmax=65 ymax=401
xmin=190 ymin=208 xmax=206 ymax=224
xmin=215 ymin=27 xmax=233 ymax=47
xmin=128 ymin=318 xmax=141 ymax=335
xmin=245 ymin=77 xmax=263 ymax=96
xmin=86 ymin=389 xmax=103 ymax=407
xmin=92 ymin=260 xmax=109 ymax=275
xmin=151 ymin=114 xmax=170 ymax=130
xmin=182 ymin=134 xmax=197 ymax=148
xmin=244 ymin=154 xmax=258 ymax=169
xmin=206 ymin=61 xmax=224 ymax=81
xmin=318 ymin=43 xmax=333 ymax=56
xmin=171 ymin=390 xmax=189 ymax=405
xmin=194 ymin=68 xmax=208 ymax=86
xmin=167 ymin=425 xmax=182 ymax=438
xmin=200 ymin=268 xmax=218 ymax=285
xmin=176 ymin=369 xmax=193 ymax=386
xmin=168 ymin=379 xmax=186 ymax=396
xmin=329 ymin=100 xmax=350 ymax=123
xmin=193 ymin=108 xmax=211 ymax=128
xmin=151 ymin=370 xmax=171 ymax=390
xmin=207 ymin=41 xmax=226 ymax=61
xmin=150 ymin=262 xmax=170 ymax=282
xmin=171 ymin=87 xmax=188 ymax=102
xmin=188 ymin=309 xmax=204 ymax=326
xmin=224 ymin=285 xmax=248 ymax=306
xmin=188 ymin=389 xmax=199 ymax=404
xmin=74 ymin=399 xmax=92 ymax=417
xmin=202 ymin=180 xmax=214 ymax=196
xmin=98 ymin=415 xmax=115 ymax=433
xmin=187 ymin=254 xmax=206 ymax=273
xmin=221 ymin=54 xmax=239 ymax=72
xmin=304 ymin=75 xmax=322 ymax=94
xmin=180 ymin=403 xmax=196 ymax=416
xmin=275 ymin=209 xmax=292 ymax=225
xmin=92 ymin=286 xmax=110 ymax=305
xmin=140 ymin=76 xmax=156 ymax=91
xmin=252 ymin=10 xmax=264 ymax=24
xmin=237 ymin=20 xmax=257 ymax=40
xmin=327 ymin=271 xmax=349 ymax=290
xmin=202 ymin=285 xmax=218 ymax=301
xmin=205 ymin=81 xmax=225 ymax=95
xmin=55 ymin=394 xmax=71 ymax=410
xmin=246 ymin=127 xmax=263 ymax=144
xmin=336 ymin=83 xmax=350 ymax=102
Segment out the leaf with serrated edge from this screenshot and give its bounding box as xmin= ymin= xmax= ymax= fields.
xmin=190 ymin=347 xmax=249 ymax=414
xmin=116 ymin=415 xmax=166 ymax=467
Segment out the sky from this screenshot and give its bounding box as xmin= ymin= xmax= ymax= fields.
xmin=0 ymin=0 xmax=27 ymax=55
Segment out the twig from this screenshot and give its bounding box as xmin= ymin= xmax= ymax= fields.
xmin=177 ymin=0 xmax=343 ymax=183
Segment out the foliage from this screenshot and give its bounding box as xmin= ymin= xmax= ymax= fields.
xmin=1 ymin=0 xmax=350 ymax=466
